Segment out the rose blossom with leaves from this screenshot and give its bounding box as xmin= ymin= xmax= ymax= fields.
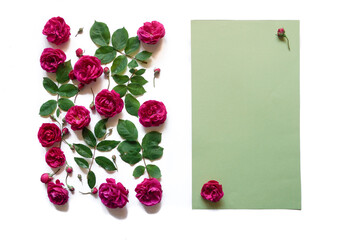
xmin=39 ymin=17 xmax=166 ymax=210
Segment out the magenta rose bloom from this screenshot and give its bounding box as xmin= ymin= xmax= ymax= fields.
xmin=65 ymin=105 xmax=90 ymax=130
xmin=95 ymin=89 xmax=124 ymax=118
xmin=73 ymin=56 xmax=103 ymax=84
xmin=40 ymin=48 xmax=66 ymax=73
xmin=47 ymin=179 xmax=69 ymax=205
xmin=45 ymin=147 xmax=66 ymax=168
xmin=135 ymin=178 xmax=162 ymax=206
xmin=38 ymin=123 xmax=62 ymax=147
xmin=201 ymin=180 xmax=224 ymax=202
xmin=99 ymin=178 xmax=129 ymax=208
xmin=42 ymin=17 xmax=70 ymax=45
xmin=138 ymin=100 xmax=167 ymax=127
xmin=137 ymin=21 xmax=165 ymax=45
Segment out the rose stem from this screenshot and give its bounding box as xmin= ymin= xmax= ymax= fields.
xmin=153 ymin=76 xmax=156 ymax=88
xmin=91 ymin=88 xmax=95 ymax=103
xmin=88 ymin=146 xmax=97 ymax=173
xmin=74 ymin=92 xmax=79 ymax=104
xmin=51 ymin=168 xmax=61 ymax=176
xmin=141 ymin=150 xmax=151 ymax=178
xmin=285 ymin=36 xmax=291 ymax=51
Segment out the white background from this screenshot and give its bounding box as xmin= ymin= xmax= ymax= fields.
xmin=1 ymin=0 xmax=342 ymax=239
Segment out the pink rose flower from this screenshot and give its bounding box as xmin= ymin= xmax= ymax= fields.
xmin=75 ymin=48 xmax=83 ymax=57
xmin=40 ymin=48 xmax=66 ymax=73
xmin=201 ymin=180 xmax=224 ymax=202
xmin=68 ymin=70 xmax=76 ymax=80
xmin=138 ymin=100 xmax=167 ymax=127
xmin=137 ymin=21 xmax=165 ymax=44
xmin=47 ymin=179 xmax=69 ymax=205
xmin=65 ymin=105 xmax=91 ymax=130
xmin=73 ymin=56 xmax=103 ymax=84
xmin=95 ymin=89 xmax=124 ymax=118
xmin=42 ymin=16 xmax=71 ymax=45
xmin=38 ymin=123 xmax=62 ymax=147
xmin=45 ymin=147 xmax=66 ymax=168
xmin=135 ymin=178 xmax=162 ymax=206
xmin=99 ymin=178 xmax=129 ymax=208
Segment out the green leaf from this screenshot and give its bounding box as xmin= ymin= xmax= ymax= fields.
xmin=94 ymin=118 xmax=108 ymax=139
xmin=74 ymin=144 xmax=93 ymax=158
xmin=128 ymin=59 xmax=138 ymax=69
xmin=95 ymin=156 xmax=116 ymax=171
xmin=135 ymin=51 xmax=152 ymax=61
xmin=133 ymin=166 xmax=145 ymax=178
xmin=135 ymin=69 xmax=146 ymax=76
xmin=56 ymin=60 xmax=72 ymax=84
xmin=142 ymin=132 xmax=163 ymax=160
xmin=112 ymin=27 xmax=129 ymax=50
xmin=74 ymin=157 xmax=89 ymax=169
xmin=142 ymin=132 xmax=162 ymax=148
xmin=82 ymin=128 xmax=97 ymax=148
xmin=90 ymin=21 xmax=110 ymax=46
xmin=58 ymin=84 xmax=79 ymax=98
xmin=113 ymin=74 xmax=129 ymax=84
xmin=131 ymin=76 xmax=148 ymax=85
xmin=97 ymin=140 xmax=120 ymax=151
xmin=39 ymin=100 xmax=57 ymax=116
xmin=87 ymin=171 xmax=96 ymax=189
xmin=127 ymin=83 xmax=146 ymax=96
xmin=117 ymin=119 xmax=138 ymax=141
xmin=56 ymin=108 xmax=61 ymax=117
xmin=146 ymin=164 xmax=161 ymax=178
xmin=125 ymin=94 xmax=140 ymax=117
xmin=113 ymin=85 xmax=127 ymax=98
xmin=94 ymin=46 xmax=116 ymax=64
xmin=111 ymin=55 xmax=127 ymax=74
xmin=57 ymin=98 xmax=74 ymax=111
xmin=117 ymin=141 xmax=142 ymax=165
xmin=125 ymin=36 xmax=140 ymax=55
xmin=43 ymin=77 xmax=58 ymax=94
xmin=143 ymin=146 xmax=164 ymax=160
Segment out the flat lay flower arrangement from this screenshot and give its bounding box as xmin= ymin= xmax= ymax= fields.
xmin=38 ymin=17 xmax=166 ymax=209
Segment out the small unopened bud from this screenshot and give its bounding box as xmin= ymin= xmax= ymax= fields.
xmin=277 ymin=28 xmax=285 ymax=37
xmin=70 ymin=144 xmax=75 ymax=151
xmin=77 ymin=174 xmax=82 ymax=182
xmin=154 ymin=68 xmax=161 ymax=74
xmin=92 ymin=187 xmax=98 ymax=194
xmin=62 ymin=127 xmax=69 ymax=136
xmin=62 ymin=118 xmax=66 ymax=125
xmin=104 ymin=67 xmax=110 ymax=76
xmin=90 ymin=102 xmax=95 ymax=110
xmin=78 ymin=83 xmax=85 ymax=90
xmin=75 ymin=27 xmax=84 ymax=37
xmin=67 ymin=185 xmax=75 ymax=191
xmin=76 ymin=48 xmax=83 ymax=57
xmin=69 ymin=70 xmax=76 ymax=80
xmin=40 ymin=173 xmax=53 ymax=184
xmin=66 ymin=166 xmax=73 ymax=174
xmin=112 ymin=155 xmax=116 ymax=161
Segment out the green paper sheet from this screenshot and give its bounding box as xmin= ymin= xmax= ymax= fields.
xmin=192 ymin=20 xmax=301 ymax=209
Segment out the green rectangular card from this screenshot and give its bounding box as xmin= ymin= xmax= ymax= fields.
xmin=192 ymin=20 xmax=301 ymax=209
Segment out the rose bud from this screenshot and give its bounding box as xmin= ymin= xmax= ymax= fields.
xmin=104 ymin=67 xmax=110 ymax=76
xmin=89 ymin=102 xmax=95 ymax=110
xmin=41 ymin=173 xmax=53 ymax=184
xmin=277 ymin=28 xmax=285 ymax=37
xmin=62 ymin=127 xmax=69 ymax=136
xmin=78 ymin=83 xmax=85 ymax=90
xmin=69 ymin=70 xmax=76 ymax=80
xmin=92 ymin=187 xmax=98 ymax=194
xmin=76 ymin=48 xmax=83 ymax=57
xmin=67 ymin=185 xmax=75 ymax=191
xmin=66 ymin=166 xmax=73 ymax=174
xmin=154 ymin=68 xmax=160 ymax=74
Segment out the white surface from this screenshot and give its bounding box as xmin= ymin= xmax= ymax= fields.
xmin=1 ymin=0 xmax=342 ymax=239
